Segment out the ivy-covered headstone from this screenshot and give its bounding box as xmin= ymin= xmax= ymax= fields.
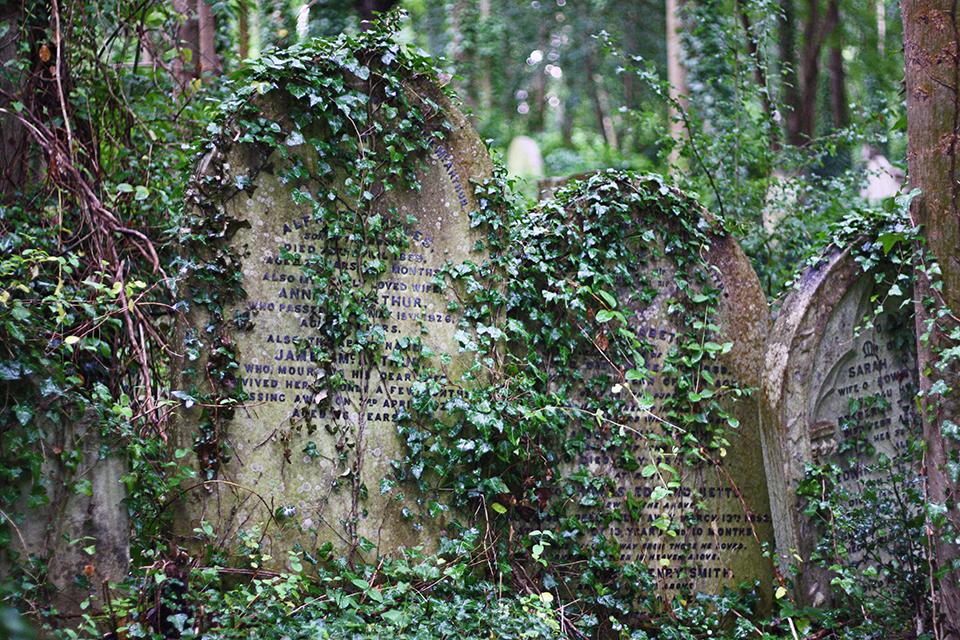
xmin=173 ymin=33 xmax=496 ymax=563
xmin=498 ymin=172 xmax=775 ymax=602
xmin=6 ymin=409 xmax=129 ymax=626
xmin=762 ymin=241 xmax=920 ymax=607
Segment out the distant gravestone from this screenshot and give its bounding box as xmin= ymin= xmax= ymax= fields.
xmin=762 ymin=244 xmax=919 ymax=607
xmin=518 ymin=173 xmax=774 ymax=601
xmin=174 ymin=56 xmax=494 ymax=564
xmin=506 ymin=135 xmax=544 ymax=181
xmin=859 ymin=148 xmax=904 ymax=203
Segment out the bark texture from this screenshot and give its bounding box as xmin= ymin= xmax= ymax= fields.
xmin=903 ymin=0 xmax=960 ymax=636
xmin=666 ymin=0 xmax=689 ymax=165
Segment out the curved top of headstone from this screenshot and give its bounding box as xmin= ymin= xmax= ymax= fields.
xmin=510 ymin=170 xmax=773 ymax=603
xmin=173 ymin=37 xmax=498 ymax=565
xmin=762 ymin=240 xmax=918 ymax=606
xmin=506 ymin=135 xmax=544 ymax=181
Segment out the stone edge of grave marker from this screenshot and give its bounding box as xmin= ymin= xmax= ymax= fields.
xmin=679 ymin=192 xmax=775 ymax=605
xmin=761 ymin=242 xmax=884 ymax=607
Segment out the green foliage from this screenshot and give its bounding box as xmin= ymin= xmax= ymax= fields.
xmin=47 ymin=541 xmax=567 ymax=640
xmin=0 ymin=0 xmax=222 ymax=619
xmin=387 ymin=168 xmax=773 ymax=634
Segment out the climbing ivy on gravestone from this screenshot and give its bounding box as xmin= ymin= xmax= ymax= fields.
xmin=400 ymin=170 xmax=774 ymax=608
xmin=173 ymin=17 xmax=498 ymax=564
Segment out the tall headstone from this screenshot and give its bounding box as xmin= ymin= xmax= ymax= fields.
xmin=174 ymin=55 xmax=495 ymax=564
xmin=517 ymin=172 xmax=774 ymax=601
xmin=762 ymin=244 xmax=919 ymax=606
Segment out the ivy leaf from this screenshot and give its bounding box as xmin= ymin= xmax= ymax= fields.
xmin=942 ymin=420 xmax=960 ymax=440
xmin=14 ymin=405 xmax=33 ymax=426
xmin=878 ymin=232 xmax=905 ymax=255
xmin=931 ymin=379 xmax=950 ymax=395
xmin=171 ymin=390 xmax=198 ymax=409
xmin=285 ymin=131 xmax=305 ymax=147
xmin=350 ymin=577 xmax=370 ymax=590
xmin=382 ymin=609 xmax=407 ymax=626
xmin=597 ymin=290 xmax=617 ymax=308
xmin=595 ymin=309 xmax=616 ymax=323
xmin=39 ymin=378 xmax=63 ymax=398
xmin=0 ymin=362 xmax=22 ymax=380
xmin=650 ymin=486 xmax=671 ymax=501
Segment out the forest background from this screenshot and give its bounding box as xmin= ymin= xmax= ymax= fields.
xmin=0 ymin=0 xmax=949 ymax=638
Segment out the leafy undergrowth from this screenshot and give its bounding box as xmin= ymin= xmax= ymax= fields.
xmin=37 ymin=536 xmax=919 ymax=640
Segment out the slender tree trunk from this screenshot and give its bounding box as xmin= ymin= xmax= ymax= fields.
xmin=826 ymin=0 xmax=847 ymax=129
xmin=0 ymin=1 xmax=27 ymax=191
xmin=780 ymin=0 xmax=799 ymax=141
xmin=477 ymin=0 xmax=491 ymax=115
xmin=238 ymin=5 xmax=249 ymax=61
xmin=783 ymin=0 xmax=837 ymax=146
xmin=666 ymin=0 xmax=688 ymax=167
xmin=172 ymin=0 xmax=220 ymax=85
xmin=903 ymin=0 xmax=960 ymax=636
xmin=738 ymin=6 xmax=777 ymax=149
xmin=197 ymin=0 xmax=220 ymax=78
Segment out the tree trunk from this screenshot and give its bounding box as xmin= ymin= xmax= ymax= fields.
xmin=172 ymin=0 xmax=220 ymax=86
xmin=779 ymin=0 xmax=799 ymax=141
xmin=784 ymin=0 xmax=837 ymax=146
xmin=0 ymin=1 xmax=27 ymax=191
xmin=738 ymin=5 xmax=777 ymax=149
xmin=826 ymin=0 xmax=847 ymax=129
xmin=903 ymin=0 xmax=960 ymax=636
xmin=666 ymin=0 xmax=688 ymax=167
xmin=197 ymin=0 xmax=220 ymax=78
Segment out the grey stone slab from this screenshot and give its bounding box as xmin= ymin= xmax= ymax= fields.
xmin=174 ymin=71 xmax=494 ymax=565
xmin=3 ymin=408 xmax=129 ymax=627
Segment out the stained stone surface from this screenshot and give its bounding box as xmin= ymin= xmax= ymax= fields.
xmin=174 ymin=74 xmax=494 ymax=564
xmin=4 ymin=409 xmax=129 ymax=625
xmin=520 ymin=177 xmax=774 ymax=601
xmin=762 ymin=244 xmax=919 ymax=607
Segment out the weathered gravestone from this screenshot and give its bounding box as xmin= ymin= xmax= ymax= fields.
xmin=173 ymin=43 xmax=495 ymax=564
xmin=762 ymin=243 xmax=919 ymax=607
xmin=3 ymin=408 xmax=129 ymax=626
xmin=515 ymin=171 xmax=774 ymax=601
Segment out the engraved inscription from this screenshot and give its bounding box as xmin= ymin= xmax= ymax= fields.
xmin=541 ymin=235 xmax=770 ymax=595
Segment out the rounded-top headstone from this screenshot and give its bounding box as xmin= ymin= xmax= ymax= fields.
xmin=512 ymin=171 xmax=774 ymax=602
xmin=506 ymin=135 xmax=544 ymax=181
xmin=762 ymin=243 xmax=919 ymax=607
xmin=172 ymin=43 xmax=496 ymax=565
